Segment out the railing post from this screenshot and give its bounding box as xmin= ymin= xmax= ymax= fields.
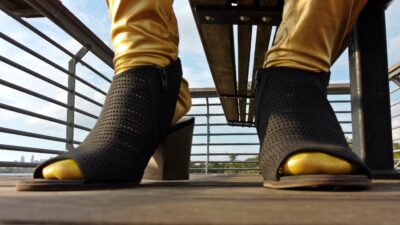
xmin=348 ymin=0 xmax=399 ymax=179
xmin=66 ymin=47 xmax=88 ymax=151
xmin=206 ymin=97 xmax=210 ymax=174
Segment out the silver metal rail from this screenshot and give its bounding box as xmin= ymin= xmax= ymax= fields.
xmin=389 ymin=61 xmax=400 ymax=171
xmin=0 ymin=1 xmax=111 ymax=169
xmin=187 ymin=92 xmax=353 ymax=173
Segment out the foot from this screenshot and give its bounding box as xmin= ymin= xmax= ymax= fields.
xmin=281 ymin=152 xmax=353 ymax=175
xmin=42 ymin=159 xmax=82 ymax=180
xmin=254 ymin=67 xmax=370 ymax=185
xmin=41 ymin=77 xmax=192 ymax=181
xmin=33 ymin=59 xmax=183 ymax=184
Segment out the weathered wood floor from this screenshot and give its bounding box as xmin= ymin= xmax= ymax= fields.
xmin=0 ymin=174 xmax=399 ymax=225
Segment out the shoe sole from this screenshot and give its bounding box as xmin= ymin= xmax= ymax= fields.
xmin=16 ymin=179 xmax=140 ymax=191
xmin=263 ymin=175 xmax=371 ymax=190
xmin=16 ymin=118 xmax=195 ymax=191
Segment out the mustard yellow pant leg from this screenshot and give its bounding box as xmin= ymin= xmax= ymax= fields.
xmin=264 ymin=0 xmax=367 ymax=72
xmin=106 ymin=0 xmax=191 ymax=124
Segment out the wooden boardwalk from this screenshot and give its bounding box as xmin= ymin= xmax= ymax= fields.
xmin=0 ymin=174 xmax=399 ymax=225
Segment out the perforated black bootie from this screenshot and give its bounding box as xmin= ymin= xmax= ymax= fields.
xmin=33 ymin=59 xmax=183 ymax=184
xmin=255 ymin=67 xmax=371 ymax=188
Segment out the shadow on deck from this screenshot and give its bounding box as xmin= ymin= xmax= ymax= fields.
xmin=0 ymin=174 xmax=399 ymax=225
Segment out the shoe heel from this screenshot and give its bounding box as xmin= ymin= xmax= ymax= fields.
xmin=143 ymin=117 xmax=194 ymax=180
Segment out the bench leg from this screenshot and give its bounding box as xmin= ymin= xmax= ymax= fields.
xmin=348 ymin=0 xmax=400 ymax=179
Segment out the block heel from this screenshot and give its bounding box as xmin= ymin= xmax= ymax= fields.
xmin=144 ymin=117 xmax=195 ymax=180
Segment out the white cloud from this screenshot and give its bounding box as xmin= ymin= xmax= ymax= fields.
xmin=174 ymin=2 xmax=205 ymax=56
xmin=182 ymin=64 xmax=212 ymax=88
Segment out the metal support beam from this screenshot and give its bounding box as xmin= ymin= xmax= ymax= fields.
xmin=349 ymin=0 xmax=399 ymax=179
xmin=0 ymin=0 xmax=44 ymax=17
xmin=66 ymin=47 xmax=89 ymax=151
xmin=194 ymin=5 xmax=282 ymax=25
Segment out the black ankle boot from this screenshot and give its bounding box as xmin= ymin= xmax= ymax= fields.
xmin=255 ymin=67 xmax=371 ymax=188
xmin=33 ymin=59 xmax=183 ymax=183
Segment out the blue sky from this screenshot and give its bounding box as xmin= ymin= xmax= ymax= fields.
xmin=1 ymin=1 xmax=399 ymax=163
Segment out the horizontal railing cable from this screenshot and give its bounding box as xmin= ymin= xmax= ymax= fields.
xmin=328 ymin=100 xmax=351 ymax=103
xmin=392 ymin=112 xmax=400 ymax=119
xmin=0 ymin=161 xmax=38 ymax=168
xmin=190 ymin=168 xmax=259 ymax=171
xmin=191 ymin=100 xmax=350 ymax=107
xmin=192 ymin=143 xmax=259 ymax=146
xmin=0 ymin=55 xmax=104 ymax=108
xmin=392 ymin=124 xmax=400 ymax=130
xmin=191 ymin=153 xmax=259 ymax=156
xmin=0 ymin=78 xmax=98 ymax=119
xmin=0 ymin=103 xmax=91 ymax=132
xmin=187 ymin=113 xmax=225 ymax=117
xmin=333 ymin=110 xmax=352 ymax=114
xmin=194 ymin=123 xmax=231 ymax=126
xmin=0 ymin=144 xmax=65 ymax=155
xmin=0 ymin=32 xmax=107 ymax=96
xmin=192 ymin=103 xmax=225 ymax=107
xmin=391 ymin=99 xmax=400 ymax=108
xmin=188 ymin=111 xmax=351 ymax=117
xmin=193 ymin=133 xmax=257 ymax=136
xmin=390 ymin=86 xmax=400 ymax=94
xmin=0 ymin=127 xmax=81 ymax=144
xmin=0 ymin=6 xmax=112 ymax=84
xmin=191 ymin=161 xmax=258 ymax=164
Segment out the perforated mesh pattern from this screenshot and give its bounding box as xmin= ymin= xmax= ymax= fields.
xmin=254 ymin=67 xmax=371 ymax=181
xmin=34 ymin=60 xmax=182 ymax=183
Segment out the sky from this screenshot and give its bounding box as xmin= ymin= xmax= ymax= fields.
xmin=0 ymin=0 xmax=400 ymax=163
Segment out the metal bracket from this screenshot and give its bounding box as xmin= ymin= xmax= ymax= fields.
xmin=194 ymin=5 xmax=282 ymax=25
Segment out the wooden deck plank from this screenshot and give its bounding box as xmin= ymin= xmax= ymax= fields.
xmin=190 ymin=0 xmax=239 ymax=122
xmin=1 ymin=174 xmax=400 ymax=225
xmin=237 ymin=0 xmax=254 ymax=122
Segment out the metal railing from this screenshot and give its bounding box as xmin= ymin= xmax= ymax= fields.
xmin=389 ymin=61 xmax=400 ymax=171
xmin=0 ymin=0 xmax=398 ymax=175
xmin=0 ymin=1 xmax=112 ymax=169
xmin=187 ymin=88 xmax=353 ymax=174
